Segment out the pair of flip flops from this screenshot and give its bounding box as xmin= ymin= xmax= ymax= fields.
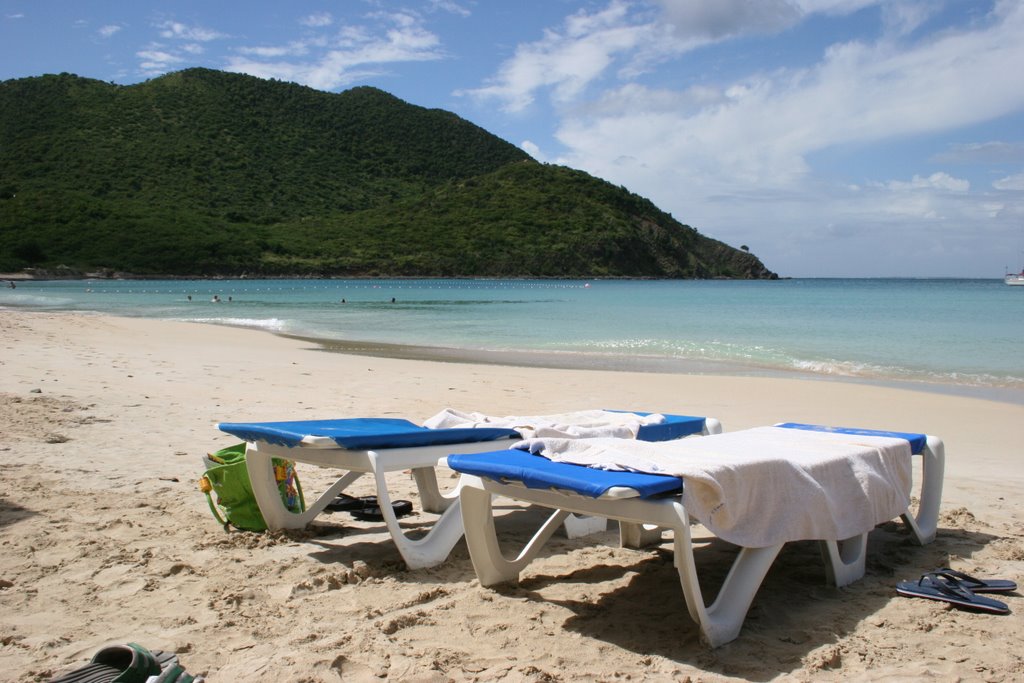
xmin=49 ymin=643 xmax=203 ymax=682
xmin=325 ymin=493 xmax=413 ymax=521
xmin=896 ymin=568 xmax=1017 ymax=614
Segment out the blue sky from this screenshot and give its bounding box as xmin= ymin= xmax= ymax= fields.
xmin=3 ymin=0 xmax=1024 ymax=277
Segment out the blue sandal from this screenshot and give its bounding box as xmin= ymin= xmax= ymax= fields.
xmin=933 ymin=568 xmax=1017 ymax=593
xmin=897 ymin=573 xmax=1010 ymax=614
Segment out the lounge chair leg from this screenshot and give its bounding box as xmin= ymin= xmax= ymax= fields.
xmin=699 ymin=544 xmax=783 ymax=647
xmin=819 ymin=533 xmax=867 ymax=587
xmin=562 ymin=514 xmax=608 ymax=538
xmin=670 ymin=504 xmax=783 ymax=647
xmin=900 ymin=436 xmax=944 ymax=545
xmin=366 ymin=453 xmax=467 ymax=569
xmin=618 ymin=522 xmax=664 ymax=548
xmin=460 ymin=481 xmax=570 ymax=586
xmin=410 ymin=466 xmax=458 ymax=514
xmin=389 ymin=499 xmax=468 ymax=570
xmin=246 ymin=444 xmax=363 ymax=529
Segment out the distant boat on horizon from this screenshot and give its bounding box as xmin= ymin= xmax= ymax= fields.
xmin=1006 ymin=268 xmax=1024 ymax=286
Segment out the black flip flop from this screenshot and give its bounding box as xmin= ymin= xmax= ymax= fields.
xmin=934 ymin=568 xmax=1017 ymax=593
xmin=350 ymin=497 xmax=414 ymax=521
xmin=325 ymin=493 xmax=363 ymax=512
xmin=896 ymin=573 xmax=1010 ymax=614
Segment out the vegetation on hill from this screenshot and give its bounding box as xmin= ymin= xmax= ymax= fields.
xmin=0 ymin=68 xmax=776 ymax=279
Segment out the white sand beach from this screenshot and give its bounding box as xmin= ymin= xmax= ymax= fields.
xmin=2 ymin=310 xmax=1023 ymax=681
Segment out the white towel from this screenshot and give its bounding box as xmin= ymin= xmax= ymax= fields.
xmin=517 ymin=426 xmax=912 ymax=548
xmin=423 ymin=408 xmax=666 ymax=440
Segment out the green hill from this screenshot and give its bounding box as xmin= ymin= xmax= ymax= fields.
xmin=0 ymin=68 xmax=776 ymax=279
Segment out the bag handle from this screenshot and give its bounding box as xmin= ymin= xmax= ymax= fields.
xmin=198 ymin=475 xmax=230 ymax=529
xmin=292 ymin=465 xmax=306 ymax=510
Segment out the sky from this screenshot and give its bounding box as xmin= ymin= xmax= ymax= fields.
xmin=3 ymin=1 xmax=1024 ymax=277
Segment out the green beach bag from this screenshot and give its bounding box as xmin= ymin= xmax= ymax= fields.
xmin=199 ymin=443 xmax=305 ymax=532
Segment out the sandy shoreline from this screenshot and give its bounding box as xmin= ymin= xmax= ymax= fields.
xmin=296 ymin=334 xmax=1024 ymax=407
xmin=2 ymin=310 xmax=1023 ymax=681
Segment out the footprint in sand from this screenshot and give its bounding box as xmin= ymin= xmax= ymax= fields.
xmin=92 ymin=564 xmax=148 ymax=598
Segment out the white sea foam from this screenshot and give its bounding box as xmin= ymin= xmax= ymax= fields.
xmin=573 ymin=337 xmax=1024 ymax=391
xmin=184 ymin=317 xmax=290 ymax=333
xmin=0 ymin=293 xmax=79 ymax=307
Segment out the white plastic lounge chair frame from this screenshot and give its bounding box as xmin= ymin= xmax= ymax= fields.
xmin=778 ymin=425 xmax=945 ymax=547
xmin=623 ymin=426 xmax=944 ymax=579
xmin=245 ymin=437 xmax=497 ymax=568
xmin=454 ymin=428 xmax=944 ymax=647
xmin=894 ymin=435 xmax=945 ymax=545
xmin=459 ymin=475 xmax=779 ymax=647
xmin=790 ymin=427 xmax=944 ymax=588
xmin=237 ymin=416 xmax=723 ymax=569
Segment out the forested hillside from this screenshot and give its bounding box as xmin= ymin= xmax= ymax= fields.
xmin=0 ymin=68 xmax=776 ymax=279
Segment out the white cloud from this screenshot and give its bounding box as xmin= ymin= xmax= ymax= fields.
xmin=459 ymin=1 xmax=683 ymax=112
xmin=157 ymin=20 xmax=225 ymax=42
xmin=97 ymin=24 xmax=122 ymax=39
xmin=237 ymin=42 xmax=310 ymax=59
xmin=137 ymin=47 xmax=185 ymax=74
xmin=934 ymin=141 xmax=1024 ymax=164
xmin=880 ymin=1 xmax=936 ymax=36
xmin=981 ymin=201 xmax=1006 ymax=217
xmin=520 ymin=140 xmax=545 ymax=161
xmin=791 ymin=0 xmax=881 ymax=15
xmin=469 ymin=0 xmax=1024 ymax=275
xmin=886 ymin=172 xmax=970 ymax=193
xmin=461 ymin=0 xmax=916 ymax=114
xmin=655 ymin=0 xmax=802 ymax=39
xmin=553 ymin=4 xmax=1022 ymax=197
xmin=994 ymin=172 xmax=1024 ymax=191
xmin=428 ymin=0 xmax=471 ymax=18
xmin=226 ymin=12 xmax=443 ymax=91
xmin=133 ymin=19 xmax=225 ymax=76
xmin=300 ymin=13 xmax=334 ymax=28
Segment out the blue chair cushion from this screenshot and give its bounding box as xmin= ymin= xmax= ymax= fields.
xmin=623 ymin=412 xmax=706 ymax=442
xmin=218 ymin=412 xmax=706 ymax=450
xmin=448 ymin=449 xmax=683 ymax=499
xmin=776 ymin=423 xmax=927 ymax=454
xmin=218 ymin=418 xmax=519 ymax=449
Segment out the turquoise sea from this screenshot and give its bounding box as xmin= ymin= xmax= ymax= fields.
xmin=4 ymin=278 xmax=1023 ymax=402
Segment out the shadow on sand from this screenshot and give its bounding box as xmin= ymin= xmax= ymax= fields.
xmin=272 ymin=499 xmax=1015 ymax=679
xmin=0 ymin=496 xmax=39 ymax=529
xmin=496 ymin=521 xmax=1009 ymax=679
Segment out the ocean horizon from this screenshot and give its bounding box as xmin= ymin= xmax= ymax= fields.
xmin=4 ymin=277 xmax=1023 ymax=404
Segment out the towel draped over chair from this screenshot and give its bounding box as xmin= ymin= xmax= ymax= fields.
xmin=423 ymin=408 xmax=668 ymax=440
xmin=514 ymin=426 xmax=912 ymax=547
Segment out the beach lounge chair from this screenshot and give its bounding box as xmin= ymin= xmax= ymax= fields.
xmin=773 ymin=423 xmax=944 ymax=546
xmin=447 ymin=423 xmax=944 ymax=647
xmin=216 ymin=411 xmax=721 ymax=569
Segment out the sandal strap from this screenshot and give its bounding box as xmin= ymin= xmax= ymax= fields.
xmin=920 ymin=572 xmax=975 ymax=600
xmin=934 ymin=568 xmax=986 ymax=589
